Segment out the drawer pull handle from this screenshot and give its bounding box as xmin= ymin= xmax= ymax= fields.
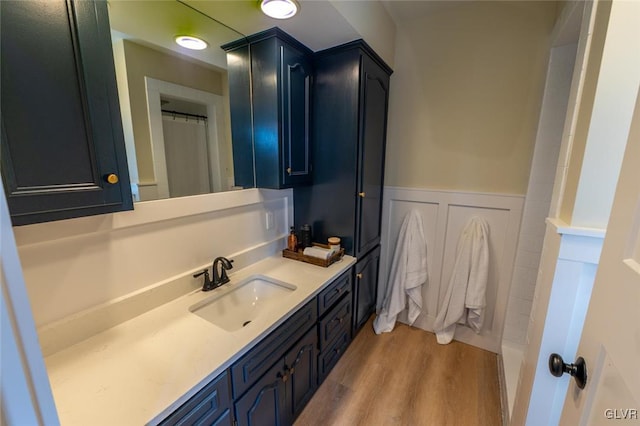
xmin=277 ymin=371 xmax=288 ymax=383
xmin=289 ymin=367 xmax=295 ymax=375
xmin=356 ymin=273 xmax=363 ymax=279
xmin=358 ymin=192 xmax=365 ymax=198
xmin=287 ymin=167 xmax=292 ymax=175
xmin=335 ymin=287 xmax=342 ymax=293
xmin=335 ymin=348 xmax=341 ymax=354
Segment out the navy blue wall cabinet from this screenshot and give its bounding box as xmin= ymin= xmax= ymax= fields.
xmin=223 ymin=28 xmax=313 ymax=189
xmin=1 ymin=0 xmax=132 ymax=226
xmin=293 ymin=40 xmax=392 ymax=259
xmin=293 ymin=40 xmax=391 ymax=336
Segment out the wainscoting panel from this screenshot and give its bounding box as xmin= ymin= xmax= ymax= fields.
xmin=378 ymin=187 xmax=524 ymax=352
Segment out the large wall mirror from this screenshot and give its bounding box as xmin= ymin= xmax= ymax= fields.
xmin=108 ymin=0 xmax=249 ymax=201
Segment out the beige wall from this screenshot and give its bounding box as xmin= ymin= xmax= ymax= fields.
xmin=329 ymin=0 xmax=396 ymax=68
xmin=122 ymin=40 xmax=225 ymax=184
xmin=385 ymin=1 xmax=557 ymax=194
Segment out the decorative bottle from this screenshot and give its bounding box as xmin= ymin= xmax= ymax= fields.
xmin=287 ymin=227 xmax=298 ymax=251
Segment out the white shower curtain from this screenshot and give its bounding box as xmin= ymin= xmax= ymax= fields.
xmin=161 ymin=115 xmax=211 ymax=198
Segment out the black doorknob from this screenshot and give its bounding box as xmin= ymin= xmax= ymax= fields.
xmin=548 ymin=353 xmax=587 ymax=389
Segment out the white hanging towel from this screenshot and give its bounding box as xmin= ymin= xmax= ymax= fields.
xmin=373 ymin=210 xmax=428 ymax=334
xmin=434 ymin=216 xmax=489 ymax=344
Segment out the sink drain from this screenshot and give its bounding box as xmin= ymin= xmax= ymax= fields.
xmin=242 ymin=320 xmax=252 ymax=327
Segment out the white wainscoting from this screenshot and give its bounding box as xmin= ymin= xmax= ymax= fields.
xmin=379 ymin=187 xmax=524 ymax=353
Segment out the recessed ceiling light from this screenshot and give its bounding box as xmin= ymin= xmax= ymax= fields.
xmin=260 ymin=0 xmax=298 ymax=20
xmin=174 ymin=35 xmax=208 ymax=50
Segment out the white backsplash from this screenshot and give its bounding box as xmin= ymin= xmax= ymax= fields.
xmin=13 ymin=189 xmax=293 ymax=329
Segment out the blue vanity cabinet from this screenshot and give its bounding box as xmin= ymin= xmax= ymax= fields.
xmin=159 ymin=371 xmax=233 ymax=426
xmin=234 ymin=359 xmax=287 ymax=426
xmin=234 ymin=327 xmax=317 ymax=426
xmin=1 ymin=0 xmax=132 ymax=225
xmin=316 ymin=270 xmax=353 ymax=384
xmin=160 ymin=270 xmax=360 ymax=425
xmin=231 ymin=299 xmax=317 ymax=425
xmin=230 ymin=299 xmax=317 ymax=399
xmin=286 ymin=327 xmax=318 ymax=418
xmin=223 ymin=28 xmax=313 ymax=189
xmin=353 ymin=246 xmax=381 ymax=334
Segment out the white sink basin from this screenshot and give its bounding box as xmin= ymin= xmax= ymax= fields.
xmin=189 ymin=274 xmax=296 ymax=331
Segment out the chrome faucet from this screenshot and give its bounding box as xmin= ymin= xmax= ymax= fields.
xmin=193 ymin=257 xmax=234 ymax=292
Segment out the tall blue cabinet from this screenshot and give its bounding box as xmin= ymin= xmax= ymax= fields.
xmin=294 ymin=40 xmax=392 ymax=335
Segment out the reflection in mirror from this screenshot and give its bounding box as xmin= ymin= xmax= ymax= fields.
xmin=107 ymin=0 xmax=249 ymax=201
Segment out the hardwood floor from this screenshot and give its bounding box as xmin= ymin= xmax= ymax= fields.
xmin=295 ymin=316 xmax=502 ymax=426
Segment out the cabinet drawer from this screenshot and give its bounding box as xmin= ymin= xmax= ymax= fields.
xmin=231 ymin=299 xmax=317 ymax=399
xmin=317 ymin=331 xmax=351 ymax=383
xmin=317 ymin=271 xmax=351 ymax=317
xmin=318 ymin=295 xmax=351 ymax=351
xmin=160 ymin=371 xmax=231 ymax=426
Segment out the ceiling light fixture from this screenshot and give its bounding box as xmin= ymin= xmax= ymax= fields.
xmin=174 ymin=35 xmax=208 ymax=50
xmin=260 ymin=0 xmax=298 ymax=20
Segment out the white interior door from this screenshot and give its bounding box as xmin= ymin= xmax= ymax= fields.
xmin=558 ymin=89 xmax=640 ymax=424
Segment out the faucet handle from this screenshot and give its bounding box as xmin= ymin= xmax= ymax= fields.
xmin=193 ymin=269 xmax=209 ymax=279
xmin=194 ymin=269 xmax=214 ymax=291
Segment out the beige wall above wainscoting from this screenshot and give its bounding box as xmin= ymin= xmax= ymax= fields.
xmin=384 ymin=1 xmax=557 ymax=195
xmin=114 ymin=40 xmax=226 ymax=186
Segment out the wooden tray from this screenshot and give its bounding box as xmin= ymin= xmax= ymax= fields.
xmin=282 ymin=242 xmax=344 ymax=267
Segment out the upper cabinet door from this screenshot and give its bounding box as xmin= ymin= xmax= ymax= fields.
xmin=226 ymin=43 xmax=255 ymax=189
xmin=355 ymin=55 xmax=390 ymax=258
xmin=280 ymin=44 xmax=312 ymax=187
xmin=1 ymin=0 xmax=132 ymax=225
xmin=224 ymin=28 xmax=313 ymax=190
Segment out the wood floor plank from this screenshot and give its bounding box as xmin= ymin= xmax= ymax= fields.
xmin=296 ymin=316 xmax=502 ymax=426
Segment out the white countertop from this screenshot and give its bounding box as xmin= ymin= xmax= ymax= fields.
xmin=44 ymin=254 xmax=356 ymax=426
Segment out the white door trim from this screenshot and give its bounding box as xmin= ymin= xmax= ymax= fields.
xmin=1 ymin=182 xmax=59 ymax=425
xmin=144 ymin=77 xmax=227 ymax=199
